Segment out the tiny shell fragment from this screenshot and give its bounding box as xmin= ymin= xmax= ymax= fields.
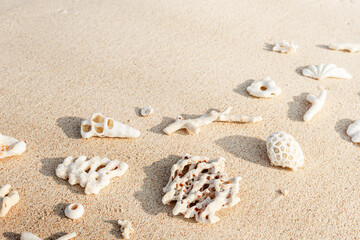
xmin=140 ymin=106 xmax=153 ymax=117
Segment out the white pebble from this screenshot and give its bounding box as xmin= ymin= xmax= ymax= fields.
xmin=64 ymin=203 xmax=84 ymax=220
xmin=140 ymin=106 xmax=153 ymax=117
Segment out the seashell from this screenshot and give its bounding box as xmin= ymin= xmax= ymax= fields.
xmin=346 ymin=120 xmax=360 ymax=143
xmin=246 ymin=77 xmax=281 ymax=98
xmin=64 ymin=203 xmax=84 ymax=220
xmin=272 ymin=40 xmax=298 ymax=54
xmin=301 ymin=64 xmax=352 ymax=80
xmin=118 ymin=220 xmax=134 ymax=239
xmin=162 ymin=154 xmax=241 ymax=223
xmin=21 ymin=232 xmax=76 ymax=240
xmin=81 ymin=113 xmax=141 ymax=139
xmin=0 ymin=134 xmax=26 ymax=159
xmin=328 ymin=42 xmax=360 ymax=53
xmin=0 ymin=184 xmax=20 ymax=217
xmin=140 ymin=106 xmax=153 ymax=117
xmin=266 ymin=132 xmax=304 ymax=170
xmin=303 ymin=89 xmax=327 ymax=122
xmin=56 ymin=156 xmax=128 ymax=195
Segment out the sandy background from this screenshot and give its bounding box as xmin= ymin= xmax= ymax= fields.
xmin=1 ymin=0 xmax=360 ymax=239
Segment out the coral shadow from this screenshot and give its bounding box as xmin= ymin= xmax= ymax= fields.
xmin=56 ymin=117 xmax=84 ymax=139
xmin=287 ymin=92 xmax=309 ymax=122
xmin=105 ymin=220 xmax=122 ymax=239
xmin=215 ymin=135 xmax=273 ymax=168
xmin=44 ymin=232 xmax=68 ymax=240
xmin=134 ymin=107 xmax=142 ymax=117
xmin=40 ymin=157 xmax=84 ymax=195
xmin=295 ymin=66 xmax=309 ymax=77
xmin=3 ymin=232 xmax=21 ymax=240
xmin=53 ymin=203 xmax=68 ymax=218
xmin=234 ymin=80 xmax=253 ymax=98
xmin=335 ymin=118 xmax=354 ymax=143
xmin=316 ymin=44 xmax=330 ymax=50
xmin=264 ymin=43 xmax=274 ymax=51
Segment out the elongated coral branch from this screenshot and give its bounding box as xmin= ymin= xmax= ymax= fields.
xmin=303 ymin=89 xmax=326 ymax=122
xmin=163 ymin=107 xmax=262 ymax=135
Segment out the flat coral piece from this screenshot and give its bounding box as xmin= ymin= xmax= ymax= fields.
xmin=162 ymin=154 xmax=242 ymax=223
xmin=301 ymin=64 xmax=352 ymax=80
xmin=163 ymin=107 xmax=262 ymax=135
xmin=272 ymin=40 xmax=298 ymax=54
xmin=347 ymin=120 xmax=360 ymax=143
xmin=266 ymin=132 xmax=304 ymax=170
xmin=246 ymin=77 xmax=281 ymax=98
xmin=21 ymin=232 xmax=76 ymax=240
xmin=328 ymin=42 xmax=360 ymax=53
xmin=118 ymin=220 xmax=134 ymax=239
xmin=0 ymin=133 xmax=26 ymax=159
xmin=56 ymin=156 xmax=128 ymax=195
xmin=81 ymin=113 xmax=141 ymax=139
xmin=0 ymin=184 xmax=20 ymax=217
xmin=303 ymin=89 xmax=327 ymax=122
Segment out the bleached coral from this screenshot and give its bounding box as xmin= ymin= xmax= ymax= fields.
xmin=81 ymin=113 xmax=140 ymax=139
xmin=163 ymin=107 xmax=262 ymax=135
xmin=347 ymin=120 xmax=360 ymax=143
xmin=303 ymin=89 xmax=327 ymax=122
xmin=272 ymin=40 xmax=298 ymax=54
xmin=65 ymin=203 xmax=84 ymax=220
xmin=301 ymin=64 xmax=352 ymax=80
xmin=162 ymin=154 xmax=242 ymax=223
xmin=56 ymin=156 xmax=128 ymax=195
xmin=118 ymin=220 xmax=134 ymax=239
xmin=246 ymin=77 xmax=281 ymax=98
xmin=266 ymin=132 xmax=304 ymax=170
xmin=0 ymin=184 xmax=20 ymax=217
xmin=21 ymin=232 xmax=76 ymax=240
xmin=0 ymin=133 xmax=26 ymax=159
xmin=328 ymin=42 xmax=360 ymax=53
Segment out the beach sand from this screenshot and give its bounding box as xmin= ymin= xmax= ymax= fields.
xmin=1 ymin=0 xmax=360 ymax=239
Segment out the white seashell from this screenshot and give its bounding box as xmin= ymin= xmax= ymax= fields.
xmin=346 ymin=120 xmax=360 ymax=143
xmin=303 ymin=89 xmax=327 ymax=122
xmin=272 ymin=40 xmax=298 ymax=54
xmin=56 ymin=156 xmax=128 ymax=195
xmin=162 ymin=154 xmax=241 ymax=223
xmin=301 ymin=64 xmax=352 ymax=80
xmin=0 ymin=184 xmax=20 ymax=217
xmin=140 ymin=106 xmax=153 ymax=117
xmin=246 ymin=77 xmax=281 ymax=98
xmin=118 ymin=220 xmax=134 ymax=239
xmin=328 ymin=42 xmax=360 ymax=53
xmin=21 ymin=232 xmax=76 ymax=240
xmin=81 ymin=113 xmax=141 ymax=139
xmin=0 ymin=133 xmax=26 ymax=159
xmin=266 ymin=132 xmax=304 ymax=170
xmin=64 ymin=203 xmax=84 ymax=220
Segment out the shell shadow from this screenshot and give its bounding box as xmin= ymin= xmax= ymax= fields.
xmin=234 ymin=80 xmax=253 ymax=98
xmin=3 ymin=232 xmax=20 ymax=240
xmin=40 ymin=157 xmax=84 ymax=195
xmin=105 ymin=220 xmax=122 ymax=239
xmin=295 ymin=66 xmax=309 ymax=77
xmin=56 ymin=117 xmax=84 ymax=139
xmin=134 ymin=154 xmax=196 ymax=223
xmin=334 ymin=118 xmax=353 ymax=143
xmin=134 ymin=107 xmax=142 ymax=117
xmin=53 ymin=202 xmax=68 ymax=218
xmin=43 ymin=233 xmax=69 ymax=240
xmin=316 ymin=44 xmax=330 ymax=50
xmin=264 ymin=43 xmax=274 ymax=51
xmin=287 ymin=92 xmax=309 ymax=122
xmin=215 ymin=135 xmax=273 ymax=168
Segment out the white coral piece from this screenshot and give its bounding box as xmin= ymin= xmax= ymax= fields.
xmin=0 ymin=184 xmax=20 ymax=217
xmin=64 ymin=203 xmax=84 ymax=220
xmin=328 ymin=42 xmax=360 ymax=53
xmin=0 ymin=133 xmax=26 ymax=159
xmin=81 ymin=113 xmax=141 ymax=139
xmin=21 ymin=232 xmax=76 ymax=240
xmin=162 ymin=154 xmax=241 ymax=223
xmin=163 ymin=107 xmax=262 ymax=135
xmin=272 ymin=40 xmax=298 ymax=54
xmin=118 ymin=220 xmax=134 ymax=239
xmin=347 ymin=120 xmax=360 ymax=143
xmin=303 ymin=89 xmax=327 ymax=122
xmin=266 ymin=132 xmax=304 ymax=170
xmin=140 ymin=106 xmax=153 ymax=117
xmin=301 ymin=64 xmax=352 ymax=80
xmin=56 ymin=156 xmax=128 ymax=195
xmin=246 ymin=77 xmax=281 ymax=98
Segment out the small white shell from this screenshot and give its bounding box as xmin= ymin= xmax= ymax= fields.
xmin=140 ymin=106 xmax=153 ymax=117
xmin=0 ymin=184 xmax=20 ymax=217
xmin=272 ymin=40 xmax=298 ymax=54
xmin=328 ymin=43 xmax=360 ymax=53
xmin=0 ymin=133 xmax=26 ymax=159
xmin=247 ymin=77 xmax=281 ymax=98
xmin=347 ymin=120 xmax=360 ymax=143
xmin=301 ymin=64 xmax=352 ymax=80
xmin=118 ymin=220 xmax=134 ymax=239
xmin=64 ymin=203 xmax=84 ymax=220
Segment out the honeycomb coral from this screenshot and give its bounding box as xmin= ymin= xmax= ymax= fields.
xmin=266 ymin=132 xmax=304 ymax=170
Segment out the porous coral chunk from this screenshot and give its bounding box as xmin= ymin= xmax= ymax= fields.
xmin=162 ymin=154 xmax=241 ymax=223
xmin=118 ymin=220 xmax=134 ymax=239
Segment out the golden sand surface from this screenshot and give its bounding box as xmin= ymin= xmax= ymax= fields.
xmin=1 ymin=0 xmax=360 ymax=239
